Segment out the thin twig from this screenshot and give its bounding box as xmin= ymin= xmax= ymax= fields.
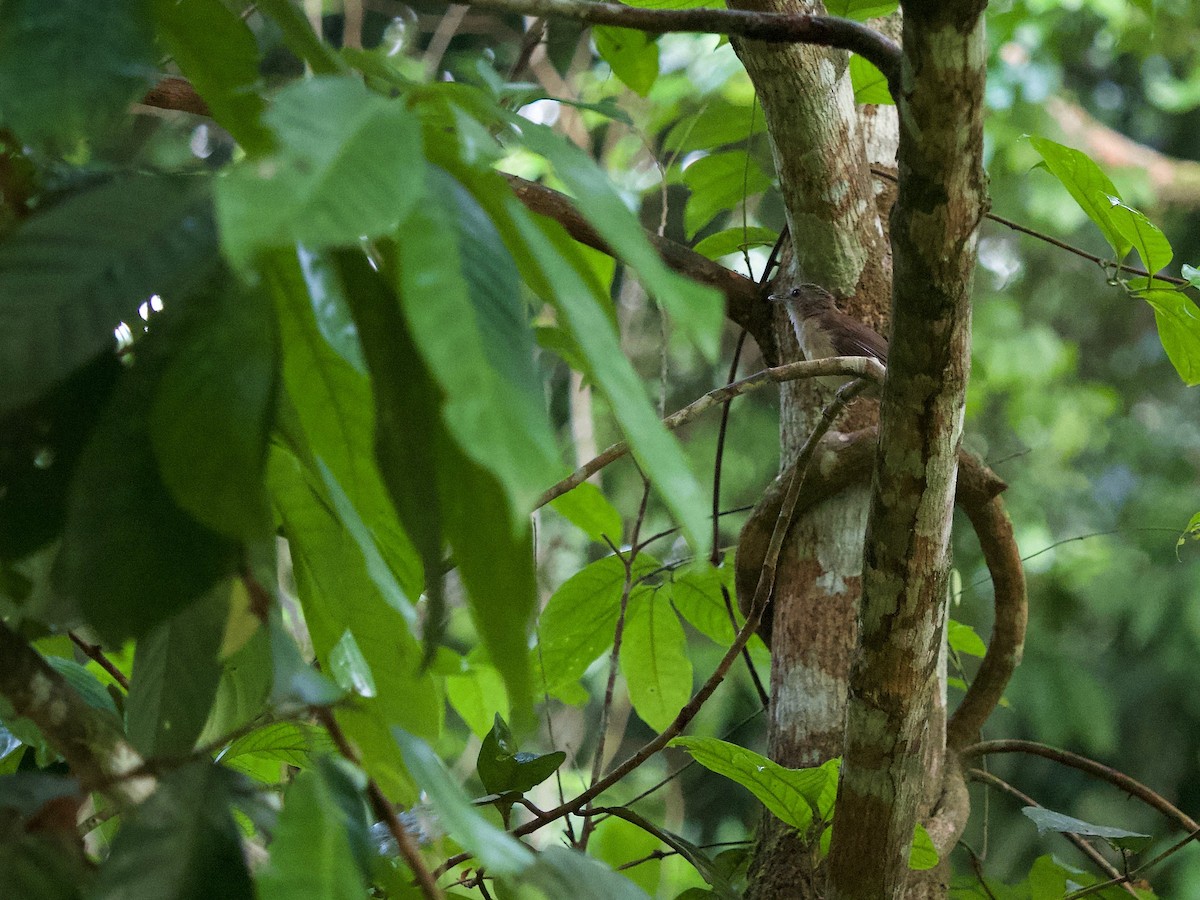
xmin=964 ymin=740 xmax=1200 ymax=833
xmin=314 ymin=707 xmax=444 ymax=900
xmin=68 ymin=631 xmax=130 ymax=692
xmin=459 ymin=0 xmax=902 ymax=88
xmin=869 ymin=166 xmax=1189 ymax=287
xmin=1064 ymin=826 xmax=1200 ymax=900
xmin=434 ymin=384 xmax=864 ymax=876
xmin=537 ymin=356 xmax=885 ymax=510
xmin=967 ymin=768 xmax=1136 ymax=896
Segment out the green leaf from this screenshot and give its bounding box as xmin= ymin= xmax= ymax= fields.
xmin=149 ymin=275 xmax=276 ymax=541
xmin=620 ymin=592 xmax=693 ymax=731
xmin=0 ymin=0 xmax=155 ymax=151
xmin=216 ymin=77 xmax=424 ymax=266
xmin=1181 ymin=263 xmax=1200 ymax=289
xmin=909 ymin=823 xmax=938 ymax=870
xmin=55 ymin=322 xmax=239 ymax=644
xmin=0 ymin=175 xmax=218 ymax=416
xmin=663 ymin=100 xmax=767 ymax=153
xmin=1139 ymin=288 xmax=1200 ymax=385
xmin=90 ymin=763 xmax=255 ymax=900
xmin=151 ymin=0 xmax=273 ymax=154
xmin=850 ymin=54 xmax=894 ymax=105
xmin=476 ymin=714 xmax=566 ymax=796
xmin=691 ymin=226 xmax=778 ymax=261
xmin=549 ymin=483 xmax=624 ymax=544
xmin=946 ymin=619 xmax=988 ymax=658
xmin=1178 ymin=511 xmax=1200 ymax=554
xmin=1021 ymin=806 xmax=1153 ymax=853
xmin=126 ymin=581 xmax=230 ymax=757
xmin=594 ymin=27 xmax=660 ymax=97
xmin=514 ymin=121 xmax=725 ymax=364
xmin=255 ymin=0 xmax=346 ymax=75
xmin=535 ymin=555 xmax=661 ymax=694
xmin=517 ymin=845 xmax=652 ymax=900
xmin=0 ymin=354 xmax=123 ymax=561
xmin=37 ymin=657 xmax=118 ymax=723
xmin=446 ymin=659 xmax=510 ymax=738
xmin=681 ymin=151 xmax=773 ymax=238
xmin=432 ymin=151 xmax=711 ymax=549
xmin=1027 ymin=136 xmax=1132 ymax=259
xmin=258 ymin=760 xmax=371 ymax=900
xmin=265 ymin=250 xmax=423 ymax=603
xmin=268 ymin=446 xmax=441 ymax=802
xmin=1106 ymin=199 xmax=1173 ymax=275
xmin=221 ymin=722 xmax=337 ymax=772
xmin=825 ymin=0 xmax=899 ymax=19
xmin=335 ymin=248 xmax=539 ymax=721
xmin=394 ymin=169 xmax=563 ymax=523
xmin=328 ymin=629 xmax=377 ymax=698
xmin=392 ymin=728 xmax=534 ymax=877
xmin=668 ymin=737 xmax=839 ymax=830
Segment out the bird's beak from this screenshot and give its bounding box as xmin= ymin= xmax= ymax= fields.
xmin=767 ymin=293 xmax=785 ymax=303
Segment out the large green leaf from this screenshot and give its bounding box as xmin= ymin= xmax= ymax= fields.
xmin=549 ymin=482 xmax=624 ymax=545
xmin=151 ymin=0 xmax=273 ymax=154
xmin=54 ymin=319 xmax=239 ymax=644
xmin=825 ymin=0 xmax=899 ymax=19
xmin=1106 ymin=199 xmax=1173 ymax=275
xmin=620 ymin=591 xmax=692 ymax=731
xmin=265 ymin=250 xmax=422 ymax=601
xmin=850 ymin=54 xmax=894 ymax=105
xmin=149 ymin=275 xmax=277 ymax=541
xmin=393 ymin=169 xmax=562 ymax=524
xmin=1141 ymin=288 xmax=1200 ymax=385
xmin=258 ymin=760 xmax=371 ymax=900
xmin=514 ymin=121 xmax=725 ymax=363
xmin=1027 ymin=136 xmax=1132 ymax=260
xmin=0 ymin=174 xmax=218 ymax=416
xmin=220 ymin=721 xmax=337 ymax=778
xmin=90 ymin=763 xmax=254 ymax=900
xmin=126 ymin=581 xmax=230 ymax=757
xmin=441 ymin=162 xmax=711 ymax=549
xmin=268 ymin=445 xmax=440 ymax=802
xmin=392 ymin=728 xmax=534 ymax=877
xmin=663 ymin=100 xmax=767 ymax=153
xmin=668 ymin=737 xmax=839 ymax=831
xmin=0 ymin=0 xmax=155 ymax=151
xmin=594 ymin=27 xmax=660 ymax=97
xmin=517 ymin=846 xmax=652 ymax=900
xmin=476 ymin=714 xmax=566 ymax=796
xmin=0 ymin=354 xmax=122 ymax=561
xmin=535 ymin=555 xmax=661 ymax=694
xmin=1021 ymin=806 xmax=1153 ymax=853
xmin=216 ymin=77 xmax=424 ymax=265
xmin=335 ymin=249 xmax=538 ymax=721
xmin=681 ymin=150 xmax=773 ymax=238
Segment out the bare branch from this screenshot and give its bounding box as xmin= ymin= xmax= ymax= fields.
xmin=538 ymin=357 xmax=884 ymax=510
xmin=458 ymin=0 xmax=901 ymax=88
xmin=964 ymin=740 xmax=1200 ymax=834
xmin=0 ymin=621 xmax=154 ymax=806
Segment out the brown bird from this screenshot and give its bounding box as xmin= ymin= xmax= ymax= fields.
xmin=767 ymin=283 xmax=888 ymax=366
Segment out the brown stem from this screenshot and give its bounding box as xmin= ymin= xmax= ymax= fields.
xmin=457 ymin=0 xmax=901 ymax=87
xmin=967 ymin=767 xmax=1137 ymax=897
xmin=946 ymin=456 xmax=1028 ymax=748
xmin=963 ymin=739 xmax=1200 ymax=834
xmin=537 ymin=356 xmax=885 ymax=510
xmin=68 ymin=631 xmax=131 ymax=691
xmin=0 ymin=621 xmax=153 ymax=806
xmin=314 ymin=707 xmax=443 ymax=900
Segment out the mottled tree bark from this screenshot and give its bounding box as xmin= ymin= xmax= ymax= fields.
xmin=825 ymin=1 xmax=988 ymax=897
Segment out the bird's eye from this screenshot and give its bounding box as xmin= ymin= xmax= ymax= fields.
xmin=790 ymin=288 xmax=801 ymax=297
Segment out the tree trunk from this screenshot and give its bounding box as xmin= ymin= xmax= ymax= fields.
xmin=730 ymin=2 xmax=984 ymax=896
